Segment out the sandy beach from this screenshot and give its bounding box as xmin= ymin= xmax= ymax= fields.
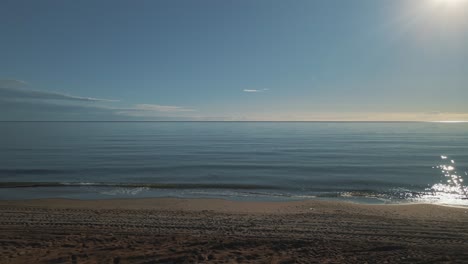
xmin=0 ymin=198 xmax=467 ymax=263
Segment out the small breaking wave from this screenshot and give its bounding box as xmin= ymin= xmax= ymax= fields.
xmin=99 ymin=187 xmax=150 ymax=196
xmin=0 ymin=169 xmax=66 ymax=175
xmin=0 ymin=181 xmax=277 ymax=190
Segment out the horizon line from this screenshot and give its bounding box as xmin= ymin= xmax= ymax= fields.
xmin=1 ymin=120 xmax=466 ymax=123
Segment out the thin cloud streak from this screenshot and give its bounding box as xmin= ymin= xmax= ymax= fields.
xmin=0 ymin=79 xmax=119 ymax=102
xmin=197 ymin=112 xmax=468 ymax=122
xmin=243 ymin=89 xmax=269 ymax=93
xmin=0 ymin=79 xmax=28 ymax=88
xmin=115 ymin=104 xmax=196 ymax=117
xmin=0 ymin=99 xmax=197 ymax=120
xmin=133 ymin=104 xmax=195 ymax=112
xmin=0 ymin=80 xmax=197 ymax=120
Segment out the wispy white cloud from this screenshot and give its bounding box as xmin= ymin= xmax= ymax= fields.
xmin=114 ymin=104 xmax=195 ymax=117
xmin=243 ymin=88 xmax=269 ymax=93
xmin=0 ymin=79 xmax=119 ymax=102
xmin=115 ymin=104 xmax=195 ymax=118
xmin=133 ymin=104 xmax=195 ymax=112
xmin=0 ymin=79 xmax=196 ymax=120
xmin=0 ymin=79 xmax=28 ymax=88
xmin=196 ymin=112 xmax=468 ymax=122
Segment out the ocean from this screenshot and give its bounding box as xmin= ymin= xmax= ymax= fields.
xmin=1 ymin=121 xmax=467 ymax=206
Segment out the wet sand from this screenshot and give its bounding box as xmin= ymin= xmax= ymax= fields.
xmin=0 ymin=198 xmax=467 ymax=263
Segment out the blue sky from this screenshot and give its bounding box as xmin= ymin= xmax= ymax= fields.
xmin=1 ymin=0 xmax=467 ymax=121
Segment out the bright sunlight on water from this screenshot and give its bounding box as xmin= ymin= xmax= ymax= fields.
xmin=419 ymin=156 xmax=468 ymax=206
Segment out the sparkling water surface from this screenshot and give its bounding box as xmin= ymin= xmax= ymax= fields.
xmin=1 ymin=122 xmax=467 ymax=206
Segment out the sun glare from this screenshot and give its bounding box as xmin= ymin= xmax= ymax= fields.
xmin=394 ymin=0 xmax=468 ymax=47
xmin=434 ymin=0 xmax=468 ymax=7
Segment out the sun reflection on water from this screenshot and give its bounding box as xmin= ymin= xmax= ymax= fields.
xmin=420 ymin=155 xmax=468 ymax=206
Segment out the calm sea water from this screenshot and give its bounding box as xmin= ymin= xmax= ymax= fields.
xmin=1 ymin=122 xmax=467 ymax=205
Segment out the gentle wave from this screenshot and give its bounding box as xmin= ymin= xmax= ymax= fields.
xmin=0 ymin=169 xmax=66 ymax=175
xmin=0 ymin=164 xmax=430 ymax=175
xmin=1 ymin=182 xmax=466 ymax=205
xmin=0 ymin=181 xmax=427 ymax=199
xmin=0 ymin=181 xmax=426 ymax=191
xmin=0 ymin=182 xmax=277 ymax=190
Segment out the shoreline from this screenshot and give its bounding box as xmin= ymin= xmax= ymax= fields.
xmin=1 ymin=196 xmax=468 ymax=208
xmin=3 ymin=184 xmax=468 ymax=208
xmin=1 ymin=198 xmax=468 ymax=263
xmin=1 ymin=196 xmax=468 ymax=209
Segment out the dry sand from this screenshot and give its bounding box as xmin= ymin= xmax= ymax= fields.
xmin=0 ymin=198 xmax=467 ymax=263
